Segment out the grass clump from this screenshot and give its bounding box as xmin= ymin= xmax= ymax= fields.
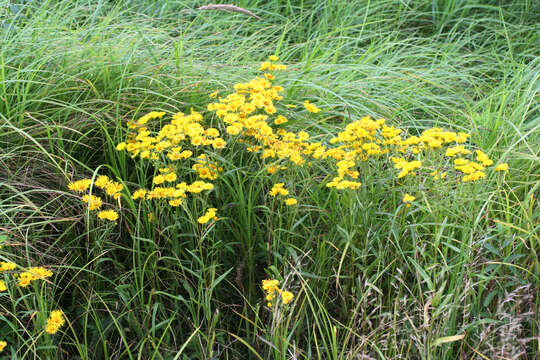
xmin=0 ymin=0 xmax=538 ymax=358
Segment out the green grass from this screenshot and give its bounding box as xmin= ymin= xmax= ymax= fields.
xmin=0 ymin=0 xmax=538 ymax=359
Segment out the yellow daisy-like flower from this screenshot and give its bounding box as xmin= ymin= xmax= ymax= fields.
xmin=197 ymin=208 xmax=218 ymax=224
xmin=132 ymin=189 xmax=147 ymax=200
xmin=97 ymin=209 xmax=119 ymax=222
xmin=45 ymin=310 xmax=66 ymax=334
xmin=0 ymin=280 xmax=6 ymax=292
xmin=284 ymin=198 xmax=297 ymax=206
xmin=67 ymin=179 xmax=92 ymax=192
xmin=17 ymin=267 xmax=53 ymax=287
xmin=402 ymin=193 xmax=415 ymax=208
xmin=303 ymin=100 xmax=320 ymax=113
xmin=0 ymin=341 xmax=6 ymax=353
xmin=81 ymin=194 xmax=102 ymax=211
xmin=0 ymin=262 xmax=16 ymax=272
xmin=495 ymin=163 xmax=508 ymax=171
xmin=281 ymin=291 xmax=294 ymax=304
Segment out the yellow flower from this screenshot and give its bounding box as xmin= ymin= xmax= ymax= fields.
xmin=212 ymin=138 xmax=227 ymax=149
xmin=17 ymin=267 xmax=53 ymax=287
xmin=0 ymin=280 xmax=6 ymax=292
xmin=262 ymin=279 xmax=279 ymax=292
xmin=97 ymin=209 xmax=119 ymax=222
xmin=104 ymin=181 xmax=123 ymax=197
xmin=45 ymin=310 xmax=65 ymax=334
xmin=284 ymin=198 xmax=297 ymax=206
xmin=116 ymin=142 xmax=127 ymax=151
xmin=269 ymin=183 xmax=289 ymax=196
xmin=198 ymin=208 xmax=218 ymax=224
xmin=402 ymin=193 xmax=415 ymax=207
xmin=153 ymin=175 xmax=165 ymax=185
xmin=94 ymin=175 xmax=110 ymax=188
xmin=303 ymin=100 xmax=320 ymax=113
xmin=495 ymin=163 xmax=508 ymax=171
xmin=0 ymin=341 xmax=6 ymax=353
xmin=67 ymin=179 xmax=92 ymax=192
xmin=476 ymin=150 xmax=494 ymax=166
xmin=132 ymin=189 xmax=147 ymax=200
xmin=164 ymin=172 xmax=177 ymax=182
xmin=274 ymin=115 xmax=288 ymax=125
xmin=0 ymin=262 xmax=16 ymax=272
xmin=281 ymin=291 xmax=294 ymax=304
xmin=209 ymin=90 xmax=219 ymax=98
xmin=268 ymin=55 xmax=279 ymax=62
xmin=81 ymin=194 xmax=102 ymax=211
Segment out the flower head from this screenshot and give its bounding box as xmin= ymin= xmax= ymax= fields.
xmin=495 ymin=163 xmax=508 ymax=171
xmin=45 ymin=310 xmax=65 ymax=334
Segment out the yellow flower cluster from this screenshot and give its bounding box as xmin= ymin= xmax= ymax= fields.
xmin=261 ymin=279 xmax=294 ymax=307
xmin=391 ymin=157 xmax=422 ymax=178
xmin=206 ymin=58 xmax=506 ymax=193
xmin=269 ymin=183 xmax=289 ymax=196
xmin=192 ymin=154 xmax=222 ymax=180
xmin=45 ymin=309 xmax=65 ymax=334
xmin=67 ymin=175 xmax=122 ymax=222
xmin=198 ymin=208 xmax=218 ymax=224
xmin=17 ymin=267 xmax=53 ymax=287
xmin=284 ymin=198 xmax=297 ymax=206
xmin=0 ymin=260 xmax=53 ymax=291
xmin=115 ymin=109 xmax=223 ymax=216
xmin=117 ymin=109 xmax=225 ymax=160
xmin=0 ymin=261 xmax=16 ymax=272
xmin=97 ymin=209 xmax=119 ymax=222
xmin=82 ymin=194 xmax=102 ymax=211
xmin=402 ymin=193 xmax=416 ymax=208
xmin=303 ymin=100 xmax=320 ymax=113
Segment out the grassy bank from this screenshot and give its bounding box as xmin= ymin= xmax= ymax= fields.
xmin=0 ymin=0 xmax=538 ymax=359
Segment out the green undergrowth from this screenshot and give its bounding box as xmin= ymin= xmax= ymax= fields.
xmin=0 ymin=0 xmax=538 ymax=359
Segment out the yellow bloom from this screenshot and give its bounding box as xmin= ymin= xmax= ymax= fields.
xmin=495 ymin=163 xmax=508 ymax=171
xmin=97 ymin=209 xmax=119 ymax=222
xmin=164 ymin=172 xmax=177 ymax=182
xmin=0 ymin=262 xmax=16 ymax=272
xmin=94 ymin=175 xmax=110 ymax=188
xmin=45 ymin=310 xmax=65 ymax=334
xmin=262 ymin=279 xmax=279 ymax=292
xmin=17 ymin=267 xmax=53 ymax=287
xmin=0 ymin=341 xmax=6 ymax=353
xmin=268 ymin=55 xmax=279 ymax=62
xmin=0 ymin=280 xmax=6 ymax=291
xmin=402 ymin=193 xmax=415 ymax=207
xmin=476 ymin=150 xmax=493 ymax=166
xmin=269 ymin=183 xmax=289 ymax=196
xmin=281 ymin=291 xmax=294 ymax=304
xmin=81 ymin=194 xmax=102 ymax=211
xmin=303 ymin=100 xmax=320 ymax=113
xmin=116 ymin=142 xmax=127 ymax=151
xmin=153 ymin=175 xmax=165 ymax=185
xmin=198 ymin=208 xmax=218 ymax=224
xmin=284 ymin=198 xmax=297 ymax=206
xmin=67 ymin=179 xmax=92 ymax=192
xmin=132 ymin=189 xmax=147 ymax=200
xmin=274 ymin=115 xmax=288 ymax=125
xmin=212 ymin=138 xmax=227 ymax=149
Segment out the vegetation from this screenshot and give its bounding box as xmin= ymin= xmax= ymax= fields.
xmin=0 ymin=0 xmax=538 ymax=359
